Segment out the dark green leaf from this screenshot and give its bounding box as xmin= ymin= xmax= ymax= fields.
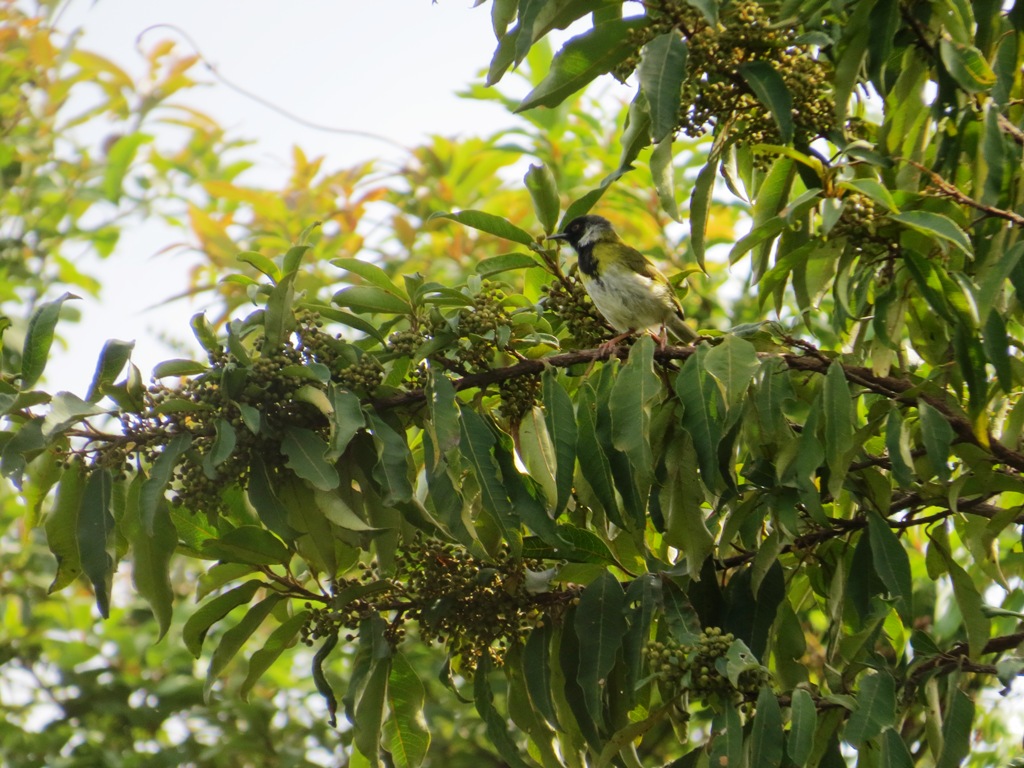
xmin=328 ymin=385 xmax=365 ymax=460
xmin=247 ymin=454 xmax=300 ymax=540
xmin=77 ymin=468 xmax=114 ymax=618
xmin=675 ymin=346 xmax=724 ymax=489
xmin=574 ymin=571 xmax=627 ymax=726
xmin=542 ymin=367 xmax=577 ymax=515
xmin=822 ymin=361 xmax=854 ymax=496
xmin=789 ymin=688 xmax=818 ymax=766
xmin=368 ymin=413 xmax=414 ymax=505
xmin=474 ymin=655 xmax=532 ymax=768
xmin=751 ymin=684 xmax=784 ymax=768
xmin=202 ymin=419 xmax=237 ymax=480
xmin=639 ymin=31 xmax=687 ymax=143
xmin=843 ymin=671 xmax=896 ymax=748
xmin=738 ymin=61 xmax=794 ymax=144
xmin=610 ymin=336 xmax=660 ymax=486
xmin=204 ymin=594 xmax=283 ymax=701
xmin=704 ymin=334 xmax=760 ymax=408
xmin=21 ymin=292 xmax=79 ymax=389
xmin=524 ymin=621 xmax=560 ymax=730
xmin=517 ymin=18 xmax=646 ymax=111
xmin=476 ymin=252 xmax=544 ymax=276
xmin=46 ymin=459 xmax=86 ymax=593
xmin=132 ymin=496 xmax=177 ymax=641
xmin=140 ymin=433 xmax=191 ymax=536
xmin=918 ymin=401 xmax=955 ymax=483
xmin=936 ymin=688 xmax=974 ymax=768
xmin=86 ymin=339 xmax=135 ymax=402
xmin=867 ymin=512 xmax=913 ymax=623
xmin=183 ymin=580 xmax=263 ymax=658
xmin=281 ymin=426 xmax=339 ymax=491
xmin=240 ymin=610 xmax=310 ymax=700
xmin=202 ymin=526 xmax=290 ymax=566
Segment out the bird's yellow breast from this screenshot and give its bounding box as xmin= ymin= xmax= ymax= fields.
xmin=581 ymin=260 xmax=679 ymax=333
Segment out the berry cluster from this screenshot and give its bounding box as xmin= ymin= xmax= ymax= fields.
xmin=399 ymin=538 xmax=570 ymax=670
xmin=645 ymin=627 xmax=771 ymax=708
xmin=498 ymin=373 xmax=541 ymax=424
xmin=541 ymin=276 xmax=610 ymax=348
xmin=108 ymin=312 xmax=352 ymax=513
xmin=442 ymin=280 xmax=513 ymax=372
xmin=620 ymin=0 xmax=834 ymax=146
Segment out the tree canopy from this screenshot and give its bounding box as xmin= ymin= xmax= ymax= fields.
xmin=3 ymin=0 xmax=1024 ymax=766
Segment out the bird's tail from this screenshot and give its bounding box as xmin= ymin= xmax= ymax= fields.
xmin=667 ymin=313 xmax=700 ymax=344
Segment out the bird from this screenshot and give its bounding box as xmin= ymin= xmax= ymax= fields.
xmin=546 ymin=214 xmax=699 ymax=351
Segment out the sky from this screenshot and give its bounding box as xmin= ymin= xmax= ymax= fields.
xmin=48 ymin=0 xmax=531 ymax=392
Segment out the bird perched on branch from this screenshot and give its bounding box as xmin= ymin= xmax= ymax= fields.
xmin=547 ymin=214 xmax=699 ymax=351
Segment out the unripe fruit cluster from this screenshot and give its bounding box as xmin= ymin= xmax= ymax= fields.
xmin=645 ymin=627 xmax=770 ymax=706
xmin=620 ymin=0 xmax=834 ymax=147
xmin=542 ymin=276 xmax=610 ymax=348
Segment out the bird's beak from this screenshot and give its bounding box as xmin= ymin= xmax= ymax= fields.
xmin=546 ymin=232 xmax=568 ymax=242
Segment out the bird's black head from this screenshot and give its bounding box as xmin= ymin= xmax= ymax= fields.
xmin=547 ymin=214 xmax=614 ymax=251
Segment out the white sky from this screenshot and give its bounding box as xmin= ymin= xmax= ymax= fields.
xmin=47 ymin=0 xmax=525 ymax=392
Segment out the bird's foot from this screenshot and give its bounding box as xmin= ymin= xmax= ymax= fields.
xmin=596 ymin=332 xmax=632 ymax=357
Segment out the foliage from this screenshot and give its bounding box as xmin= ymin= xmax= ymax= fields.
xmin=5 ymin=0 xmax=1024 ymax=767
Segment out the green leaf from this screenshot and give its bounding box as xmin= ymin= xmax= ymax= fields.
xmin=918 ymin=401 xmax=955 ymax=483
xmin=132 ymin=496 xmax=177 ymax=641
xmin=333 ymin=285 xmax=411 ymax=315
xmin=931 ymin=530 xmax=991 ymax=660
xmin=281 ymin=426 xmax=339 ymax=491
xmin=880 ymin=728 xmax=915 ymax=768
xmin=202 ymin=526 xmax=290 ymax=566
xmin=368 ymin=413 xmax=414 ymax=505
xmin=237 ymin=250 xmax=281 ymax=282
xmin=383 ymin=652 xmax=430 ymax=768
xmin=788 ymin=688 xmax=818 ymax=766
xmin=936 ymin=688 xmax=974 ymax=768
xmin=247 ymin=454 xmax=300 ymax=540
xmin=262 ymin=270 xmax=298 ymax=352
xmin=152 ymin=358 xmax=210 ymax=378
xmin=843 ymin=671 xmax=896 ymax=748
xmin=428 ymin=209 xmax=536 ymax=246
xmin=21 ymin=292 xmax=79 ymax=389
xmin=459 ymin=407 xmax=517 ymax=536
xmin=86 ymin=339 xmax=135 ymax=402
xmin=890 ymin=211 xmax=972 ymax=255
xmin=524 ymin=163 xmax=561 ymax=233
xmin=204 ymin=594 xmax=283 ymax=701
xmin=650 ymin=138 xmax=679 ymax=220
xmin=517 ymin=406 xmax=558 ymax=506
xmin=703 ymin=334 xmax=760 ymax=408
xmin=474 ymin=655 xmax=532 ymax=768
xmin=78 ymin=468 xmax=114 ymax=618
xmin=517 ymin=18 xmax=646 ymax=112
xmin=639 ymin=31 xmax=687 ymax=143
xmin=689 ymin=155 xmax=718 ymax=271
xmin=939 ymin=38 xmax=996 ymax=93
xmin=476 ymin=252 xmax=544 ymax=277
xmin=331 ymin=257 xmax=408 ymax=298
xmin=822 ymin=361 xmax=854 ymax=496
xmin=576 ymin=384 xmax=621 ymax=525
xmin=610 ymin=336 xmax=660 ymax=486
xmin=140 ymin=434 xmax=191 ymax=536
xmin=240 ymin=610 xmax=311 ymax=700
xmin=750 ymin=684 xmax=784 ymax=768
xmin=885 ymin=407 xmax=914 ymax=488
xmin=102 ymin=132 xmax=152 ymax=202
xmin=574 ymin=571 xmax=627 ymax=726
xmin=46 ymin=459 xmax=86 ymax=593
xmin=202 ymin=419 xmax=237 ymax=480
xmin=738 ymin=61 xmax=794 ymax=144
xmin=328 ymin=385 xmax=365 ymax=460
xmin=867 ymin=512 xmax=913 ymax=623
xmin=183 ymin=580 xmax=263 ymax=658
xmin=42 ymin=391 xmax=106 ymax=438
xmin=542 ymin=367 xmax=577 ymax=516
xmin=524 ymin=621 xmax=560 ymax=730
xmin=660 ymin=432 xmax=713 ymax=573
xmin=675 ymin=346 xmax=724 ymax=489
